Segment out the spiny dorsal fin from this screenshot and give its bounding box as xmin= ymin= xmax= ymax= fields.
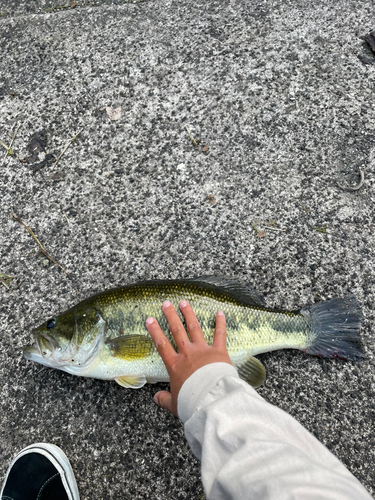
xmin=106 ymin=335 xmax=154 ymax=360
xmin=188 ymin=276 xmax=266 ymax=307
xmin=237 ymin=356 xmax=266 ymax=387
xmin=115 ymin=375 xmax=147 ymax=389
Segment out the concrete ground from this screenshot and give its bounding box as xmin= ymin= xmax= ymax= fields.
xmin=0 ymin=0 xmax=374 ymax=498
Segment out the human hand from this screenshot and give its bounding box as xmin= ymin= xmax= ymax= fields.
xmin=145 ymin=300 xmax=232 ymax=417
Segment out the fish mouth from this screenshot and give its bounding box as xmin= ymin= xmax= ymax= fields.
xmin=36 ymin=333 xmax=56 ymax=357
xmin=23 ymin=343 xmax=61 ymax=370
xmin=23 ymin=343 xmax=43 ymax=362
xmin=24 ymin=330 xmax=57 ymax=363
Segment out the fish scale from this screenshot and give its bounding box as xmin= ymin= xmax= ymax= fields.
xmin=23 ymin=277 xmax=364 ymax=389
xmin=91 ymin=283 xmax=310 ymax=357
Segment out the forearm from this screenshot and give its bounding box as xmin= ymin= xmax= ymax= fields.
xmin=178 ymin=363 xmax=371 ymax=500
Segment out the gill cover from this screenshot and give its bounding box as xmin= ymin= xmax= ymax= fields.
xmin=56 ymin=307 xmax=107 ymax=370
xmin=24 ymin=306 xmax=107 ymax=374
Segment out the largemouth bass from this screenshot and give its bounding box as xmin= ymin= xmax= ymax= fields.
xmin=23 ymin=277 xmax=364 ymax=388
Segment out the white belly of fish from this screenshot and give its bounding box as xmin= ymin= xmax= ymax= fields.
xmin=78 ymin=348 xmax=170 ymax=383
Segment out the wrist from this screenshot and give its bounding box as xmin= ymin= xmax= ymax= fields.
xmin=177 ymin=362 xmax=238 ymax=423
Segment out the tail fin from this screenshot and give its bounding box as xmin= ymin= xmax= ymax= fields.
xmin=304 ymin=295 xmax=365 ymax=361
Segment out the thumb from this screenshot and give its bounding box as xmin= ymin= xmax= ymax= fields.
xmin=153 ymin=391 xmax=177 ymax=416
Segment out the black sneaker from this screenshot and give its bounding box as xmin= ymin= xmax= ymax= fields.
xmin=1 ymin=443 xmax=80 ymax=500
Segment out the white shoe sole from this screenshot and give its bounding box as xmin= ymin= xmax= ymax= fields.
xmin=0 ymin=443 xmax=80 ymax=500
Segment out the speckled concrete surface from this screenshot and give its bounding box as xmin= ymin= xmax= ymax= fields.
xmin=0 ymin=0 xmax=375 ymax=498
xmin=0 ymin=0 xmax=145 ymax=15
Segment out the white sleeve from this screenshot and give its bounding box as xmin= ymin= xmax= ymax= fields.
xmin=177 ymin=362 xmax=372 ymax=500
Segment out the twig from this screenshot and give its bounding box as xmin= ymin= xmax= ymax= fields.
xmin=8 ymin=124 xmax=20 ymax=150
xmin=251 ymin=221 xmax=259 ymax=234
xmin=11 ymin=210 xmax=69 ymax=275
xmin=185 ymin=126 xmax=199 ymax=148
xmin=336 ymin=170 xmax=365 ymax=192
xmin=0 ymin=140 xmax=11 ymax=152
xmin=0 ymin=273 xmax=14 ymax=289
xmin=1 ymin=123 xmax=20 ymax=167
xmin=50 ymin=128 xmax=82 ymax=171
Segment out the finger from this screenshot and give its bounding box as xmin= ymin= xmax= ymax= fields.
xmin=146 ymin=317 xmax=176 ymax=367
xmin=153 ymin=390 xmax=177 ymax=417
xmin=162 ymin=301 xmax=190 ymax=351
xmin=179 ymin=300 xmax=205 ymax=344
xmin=213 ymin=310 xmax=227 ymax=350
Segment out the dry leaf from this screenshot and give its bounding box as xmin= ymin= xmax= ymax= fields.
xmin=106 ymin=107 xmax=122 ymax=121
xmin=257 ymin=230 xmax=266 ymax=238
xmin=208 ymin=194 xmax=215 ymax=204
xmin=202 ymin=144 xmax=209 ymax=152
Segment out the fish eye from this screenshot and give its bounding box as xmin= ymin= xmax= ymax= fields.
xmin=46 ymin=317 xmax=57 ymax=329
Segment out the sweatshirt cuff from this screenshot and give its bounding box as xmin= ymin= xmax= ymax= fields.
xmin=177 ymin=362 xmax=239 ymax=423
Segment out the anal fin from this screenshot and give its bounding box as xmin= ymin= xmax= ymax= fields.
xmin=115 ymin=375 xmax=147 ymax=389
xmin=237 ymin=356 xmax=266 ymax=388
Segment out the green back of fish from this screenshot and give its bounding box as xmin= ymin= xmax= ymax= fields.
xmin=80 ymin=277 xmax=312 ymax=356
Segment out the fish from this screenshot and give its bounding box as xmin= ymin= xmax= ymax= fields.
xmin=23 ymin=276 xmax=365 ymax=389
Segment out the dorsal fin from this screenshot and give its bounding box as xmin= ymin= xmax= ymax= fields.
xmin=187 ymin=276 xmax=266 ymax=307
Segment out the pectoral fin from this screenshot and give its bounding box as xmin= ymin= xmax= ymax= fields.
xmin=115 ymin=375 xmax=147 ymax=389
xmin=106 ymin=335 xmax=154 ymax=360
xmin=237 ymin=356 xmax=266 ymax=387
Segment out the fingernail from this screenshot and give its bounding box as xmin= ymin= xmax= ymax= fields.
xmin=163 ymin=300 xmax=171 ymax=309
xmin=180 ymin=300 xmax=187 ymax=308
xmin=153 ymin=395 xmax=159 ymax=405
xmin=217 ymin=310 xmax=224 ymax=316
xmin=146 ymin=317 xmax=155 ymax=326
